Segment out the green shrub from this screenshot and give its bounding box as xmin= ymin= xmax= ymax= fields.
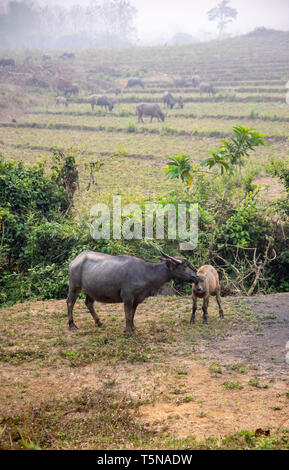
xmin=126 ymin=122 xmax=137 ymax=133
xmin=0 ymin=153 xmax=96 ymax=304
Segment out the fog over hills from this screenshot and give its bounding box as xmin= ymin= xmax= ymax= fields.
xmin=0 ymin=0 xmax=289 ymax=48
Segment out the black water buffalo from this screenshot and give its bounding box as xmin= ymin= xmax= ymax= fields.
xmin=64 ymin=84 xmax=79 ymax=97
xmin=125 ymin=77 xmax=144 ymax=88
xmin=191 ymin=75 xmax=200 ymax=87
xmin=88 ymin=94 xmax=114 ymax=112
xmin=0 ymin=58 xmax=15 ymax=66
xmin=199 ymin=82 xmax=216 ymax=97
xmin=136 ymin=103 xmax=165 ymax=122
xmin=67 ymin=251 xmax=199 ymax=335
xmin=59 ymin=52 xmax=75 ymax=59
xmin=163 ymin=91 xmax=184 ymax=109
xmin=173 ymin=77 xmax=188 ymax=87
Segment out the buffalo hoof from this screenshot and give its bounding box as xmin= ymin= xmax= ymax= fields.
xmin=124 ymin=329 xmax=134 ymax=336
xmin=203 ymin=320 xmax=208 ymax=325
xmin=96 ymin=322 xmax=107 ymax=328
xmin=69 ymin=323 xmax=78 ymax=330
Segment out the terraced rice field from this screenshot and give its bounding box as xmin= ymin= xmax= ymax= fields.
xmin=1 ymin=31 xmax=289 ymax=210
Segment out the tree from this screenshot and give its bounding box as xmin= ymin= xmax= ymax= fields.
xmin=201 ymin=126 xmax=268 ymax=174
xmin=207 ymin=0 xmax=238 ymax=36
xmin=100 ymin=0 xmax=137 ymax=43
xmin=0 ymin=0 xmax=40 ymax=48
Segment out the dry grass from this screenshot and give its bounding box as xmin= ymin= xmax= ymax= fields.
xmin=0 ymin=295 xmax=289 ymax=449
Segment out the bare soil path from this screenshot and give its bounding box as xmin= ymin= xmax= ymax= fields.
xmin=203 ymin=293 xmax=289 ymax=378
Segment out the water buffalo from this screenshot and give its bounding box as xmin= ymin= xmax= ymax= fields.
xmin=55 ymin=96 xmax=69 ymax=107
xmin=136 ymin=103 xmax=165 ymax=123
xmin=173 ymin=77 xmax=188 ymax=87
xmin=191 ymin=75 xmax=200 ymax=87
xmin=56 ymin=78 xmax=73 ymax=92
xmin=64 ymin=84 xmax=79 ymax=97
xmin=163 ymin=91 xmax=184 ymax=109
xmin=199 ymin=82 xmax=216 ymax=97
xmin=87 ymin=95 xmax=114 ymax=112
xmin=0 ymin=58 xmax=15 ymax=66
xmin=67 ymin=251 xmax=199 ymax=335
xmin=190 ymin=265 xmax=224 ymax=324
xmin=59 ymin=52 xmax=75 ymax=59
xmin=125 ymin=77 xmax=144 ymax=89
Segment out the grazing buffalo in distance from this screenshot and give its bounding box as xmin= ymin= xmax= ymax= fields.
xmin=56 ymin=77 xmax=73 ymax=92
xmin=59 ymin=52 xmax=75 ymax=59
xmin=0 ymin=58 xmax=15 ymax=66
xmin=190 ymin=265 xmax=224 ymax=324
xmin=88 ymin=94 xmax=114 ymax=112
xmin=199 ymin=82 xmax=216 ymax=97
xmin=55 ymin=96 xmax=69 ymax=107
xmin=67 ymin=250 xmax=199 ymax=335
xmin=191 ymin=75 xmax=200 ymax=87
xmin=136 ymin=103 xmax=165 ymax=122
xmin=125 ymin=77 xmax=144 ymax=88
xmin=163 ymin=91 xmax=184 ymax=109
xmin=42 ymin=54 xmax=51 ymax=61
xmin=173 ymin=77 xmax=188 ymax=87
xmin=64 ymin=84 xmax=79 ymax=97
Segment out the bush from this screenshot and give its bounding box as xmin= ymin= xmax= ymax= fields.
xmin=0 ymin=153 xmax=95 ymax=304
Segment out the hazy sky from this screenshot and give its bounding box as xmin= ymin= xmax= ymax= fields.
xmin=131 ymin=0 xmax=289 ymax=41
xmin=4 ymin=0 xmax=289 ymax=42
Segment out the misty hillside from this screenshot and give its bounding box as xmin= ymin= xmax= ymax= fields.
xmin=13 ymin=28 xmax=286 ymax=88
xmin=85 ymin=28 xmax=289 ymax=81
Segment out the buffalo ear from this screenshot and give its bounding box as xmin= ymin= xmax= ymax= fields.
xmin=165 ymin=259 xmax=177 ymax=271
xmin=159 ymin=257 xmax=175 ymax=270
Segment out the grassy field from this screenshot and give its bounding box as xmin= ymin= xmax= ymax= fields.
xmin=1 ymin=30 xmax=289 ymax=209
xmin=1 ymin=294 xmax=289 ymax=450
xmin=1 ymin=28 xmax=289 ymax=450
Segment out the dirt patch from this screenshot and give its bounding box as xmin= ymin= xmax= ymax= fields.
xmin=139 ymin=362 xmax=289 ymax=440
xmin=138 ymin=293 xmax=289 ymax=440
xmin=201 ymin=293 xmax=289 ymax=378
xmin=254 ymin=176 xmax=285 ymax=201
xmin=0 ymin=294 xmax=289 ymax=447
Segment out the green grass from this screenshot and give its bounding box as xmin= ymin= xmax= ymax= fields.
xmin=223 ymin=381 xmax=243 ymax=390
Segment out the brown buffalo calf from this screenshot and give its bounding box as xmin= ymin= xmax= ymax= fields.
xmin=190 ymin=265 xmax=224 ymax=324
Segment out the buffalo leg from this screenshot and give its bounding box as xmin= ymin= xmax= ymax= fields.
xmin=67 ymin=288 xmax=81 ymax=330
xmin=216 ymin=289 xmax=224 ymax=318
xmin=131 ymin=300 xmax=139 ymax=331
xmin=202 ymin=297 xmax=209 ymax=324
xmin=190 ymin=296 xmax=197 ymax=324
xmin=124 ymin=301 xmax=136 ymax=335
xmin=85 ymin=295 xmax=102 ymax=327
